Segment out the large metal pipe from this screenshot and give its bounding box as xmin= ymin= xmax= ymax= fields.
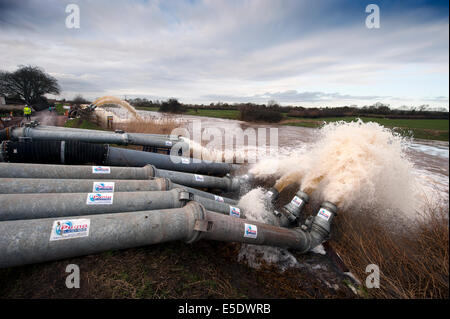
xmin=156 ymin=168 xmax=244 ymax=192
xmin=5 ymin=124 xmax=187 ymax=150
xmin=0 ymin=177 xmax=239 ymax=205
xmin=105 ymin=146 xmax=239 ymax=175
xmin=36 ymin=125 xmax=178 ymax=139
xmin=0 ymin=140 xmax=239 ymax=176
xmin=0 ymin=163 xmax=249 ymax=192
xmin=0 ymin=189 xmax=190 ymax=221
xmin=0 ymin=202 xmax=206 ymax=268
xmin=0 ymin=201 xmax=337 ymax=268
xmin=0 ymin=162 xmax=154 ymax=180
xmin=0 ymin=177 xmax=171 ymax=194
xmin=0 ymin=188 xmax=243 ymax=221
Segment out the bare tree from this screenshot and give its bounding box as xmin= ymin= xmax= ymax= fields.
xmin=0 ymin=65 xmax=60 ymax=106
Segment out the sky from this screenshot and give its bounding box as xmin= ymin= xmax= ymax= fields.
xmin=0 ymin=0 xmax=448 ymax=109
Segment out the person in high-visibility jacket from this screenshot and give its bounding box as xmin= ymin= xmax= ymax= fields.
xmin=23 ymin=105 xmax=32 ymax=121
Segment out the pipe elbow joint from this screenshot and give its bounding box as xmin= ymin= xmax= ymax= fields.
xmin=306 ymin=201 xmax=338 ymax=252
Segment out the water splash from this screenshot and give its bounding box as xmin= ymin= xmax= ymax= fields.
xmin=250 ymin=120 xmax=419 ymax=215
xmin=92 ymin=96 xmax=142 ymax=120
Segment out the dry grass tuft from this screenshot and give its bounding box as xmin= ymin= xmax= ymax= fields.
xmin=332 ymin=204 xmax=449 ymax=299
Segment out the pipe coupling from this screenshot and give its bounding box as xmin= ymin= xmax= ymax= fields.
xmin=143 ymin=164 xmax=157 ymax=179
xmin=184 ymin=202 xmax=209 ymax=244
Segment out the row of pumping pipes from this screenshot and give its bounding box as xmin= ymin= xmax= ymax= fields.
xmin=0 ymin=122 xmax=338 ymax=268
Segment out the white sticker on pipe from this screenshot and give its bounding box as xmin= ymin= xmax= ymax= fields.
xmin=165 ymin=141 xmax=173 ymax=146
xmin=49 ymin=218 xmax=90 ymax=241
xmin=244 ymin=223 xmax=257 ymax=239
xmin=181 ymin=157 xmax=190 ymax=164
xmin=86 ymin=193 xmax=114 ymax=205
xmin=317 ymin=208 xmax=332 ymax=221
xmin=92 ymin=166 xmax=111 ymax=174
xmin=229 ymin=206 xmax=241 ymax=218
xmin=92 ymin=182 xmax=115 ymax=193
xmin=194 ymin=174 xmax=204 ymax=182
xmin=290 ymin=196 xmax=303 ymax=207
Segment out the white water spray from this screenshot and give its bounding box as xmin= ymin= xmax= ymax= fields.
xmin=250 ymin=120 xmax=419 ymax=215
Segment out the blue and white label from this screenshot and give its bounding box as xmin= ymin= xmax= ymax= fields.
xmin=86 ymin=193 xmax=114 ymax=205
xmin=229 ymin=206 xmax=241 ymax=218
xmin=244 ymin=223 xmax=257 ymax=239
xmin=49 ymin=219 xmax=90 ymax=241
xmin=291 ymin=196 xmax=303 ymax=207
xmin=317 ymin=208 xmax=332 ymax=221
xmin=92 ymin=181 xmax=115 ymax=193
xmin=165 ymin=141 xmax=173 ymax=146
xmin=92 ymin=166 xmax=111 ymax=174
xmin=214 ymin=195 xmax=224 ymax=202
xmin=194 ymin=174 xmax=204 ymax=182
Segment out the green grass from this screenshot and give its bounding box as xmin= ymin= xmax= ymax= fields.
xmin=184 ymin=108 xmax=240 ymax=120
xmin=64 ymin=118 xmax=104 ymax=130
xmin=134 ymin=106 xmax=159 ymax=112
xmin=54 ymin=103 xmax=66 ymax=115
xmin=283 ymin=116 xmax=449 ymax=141
xmin=285 ymin=116 xmax=449 ymax=130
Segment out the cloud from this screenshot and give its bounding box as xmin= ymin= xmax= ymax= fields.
xmin=204 ymin=90 xmax=389 ymax=104
xmin=0 ymin=0 xmax=448 ymax=107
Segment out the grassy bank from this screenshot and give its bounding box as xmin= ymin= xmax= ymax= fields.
xmin=185 ymin=108 xmax=240 ymax=120
xmin=282 ymin=117 xmax=449 ymax=141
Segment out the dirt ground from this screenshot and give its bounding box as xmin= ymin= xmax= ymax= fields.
xmin=0 ymin=240 xmax=357 ymax=299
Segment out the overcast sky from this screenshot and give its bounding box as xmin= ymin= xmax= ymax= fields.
xmin=0 ymin=0 xmax=448 ymax=108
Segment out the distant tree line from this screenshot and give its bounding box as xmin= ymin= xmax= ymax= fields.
xmin=129 ymin=98 xmax=448 ymax=122
xmin=285 ymin=103 xmax=448 ymax=119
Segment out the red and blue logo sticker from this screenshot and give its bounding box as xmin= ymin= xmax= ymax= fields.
xmin=244 ymin=223 xmax=257 ymax=239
